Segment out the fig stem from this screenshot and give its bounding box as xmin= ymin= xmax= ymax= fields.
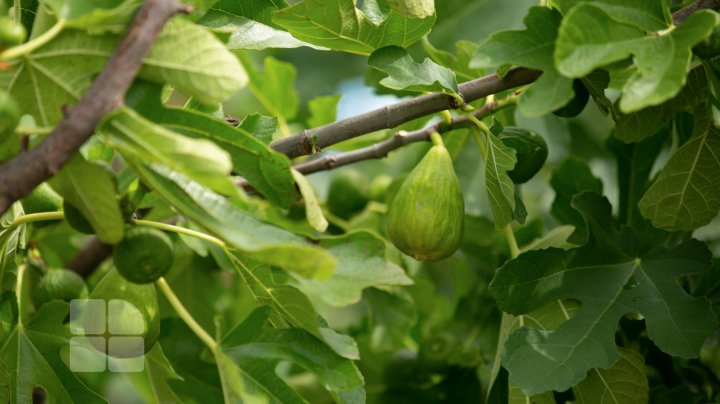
xmin=134 ymin=219 xmax=226 ymax=248
xmin=156 ymin=277 xmax=218 ymax=352
xmin=0 ymin=18 xmax=64 ymax=60
xmin=429 ymin=132 xmax=443 ymax=147
xmin=11 ymin=211 xmax=64 ymax=227
xmin=503 ymin=224 xmax=520 ymax=259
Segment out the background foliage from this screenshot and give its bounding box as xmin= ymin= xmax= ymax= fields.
xmin=1 ymin=0 xmax=720 ymax=403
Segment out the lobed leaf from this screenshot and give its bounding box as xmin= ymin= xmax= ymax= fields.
xmin=369 ymin=46 xmax=458 ymax=95
xmin=273 ymin=0 xmax=435 ymax=55
xmin=490 ymin=191 xmax=717 ymax=395
xmin=471 ymin=6 xmax=573 ymax=116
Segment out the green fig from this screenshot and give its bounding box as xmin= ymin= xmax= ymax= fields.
xmin=326 ymin=169 xmax=370 ymax=219
xmin=33 ymin=269 xmax=88 ymax=309
xmin=387 ymin=133 xmax=464 ymax=261
xmin=113 ymin=227 xmax=174 ymax=284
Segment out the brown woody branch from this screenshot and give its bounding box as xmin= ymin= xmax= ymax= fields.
xmin=269 ymin=68 xmax=541 ymax=159
xmin=0 ymin=0 xmax=190 ymax=214
xmin=673 ymin=0 xmax=720 ymax=24
xmin=292 ymin=92 xmax=521 ymax=175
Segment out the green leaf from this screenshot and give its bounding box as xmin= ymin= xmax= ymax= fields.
xmin=199 ymin=9 xmax=321 ymax=50
xmin=44 ymin=0 xmax=140 ymax=31
xmin=273 ymin=0 xmax=435 ymax=55
xmin=242 ymin=56 xmax=299 ymax=120
xmin=550 ymin=158 xmax=603 ymax=244
xmin=124 ymin=81 xmax=297 ymax=208
xmin=142 ymin=18 xmax=248 ymax=105
xmin=0 ymin=205 xmax=24 ymax=292
xmin=291 ymin=170 xmax=328 ymax=232
xmin=471 ymin=7 xmax=572 ymax=116
xmin=0 ymin=31 xmax=113 ymax=126
xmin=369 ymin=46 xmax=459 ymax=95
xmin=219 ymin=255 xmax=359 ymax=360
xmin=218 ymin=306 xmax=364 ymax=403
xmin=573 ymin=347 xmax=649 ymax=404
xmin=239 ymin=114 xmax=279 ymax=145
xmin=142 ymin=345 xmax=185 ymax=404
xmin=131 ymin=164 xmax=336 ymax=279
xmin=386 ymin=0 xmax=434 ymax=18
xmin=49 ymin=155 xmax=124 ymax=244
xmin=614 ymin=67 xmax=708 ymax=143
xmin=639 ymin=125 xmax=720 ymax=231
xmin=292 ymin=231 xmax=413 ymax=307
xmin=158 ymin=319 xmax=224 ymax=403
xmin=555 ymin=4 xmax=716 ymax=112
xmin=365 ymin=289 xmax=418 ymax=352
xmin=307 ymin=95 xmax=341 ymax=128
xmin=214 ymin=0 xmax=289 ymax=27
xmin=1 ymin=20 xmax=245 ymax=127
xmin=490 ymin=192 xmax=718 ymax=395
xmin=479 ymin=128 xmax=517 ymax=228
xmin=99 ymin=108 xmax=238 ymax=197
xmin=0 ymin=300 xmax=106 ymax=403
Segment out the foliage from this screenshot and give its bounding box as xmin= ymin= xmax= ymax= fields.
xmin=1 ymin=0 xmax=720 ymax=403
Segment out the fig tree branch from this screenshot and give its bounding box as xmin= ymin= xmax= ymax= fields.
xmin=269 ymin=68 xmax=542 ymax=159
xmin=0 ymin=0 xmax=190 ymax=214
xmin=292 ymin=91 xmax=521 ymax=175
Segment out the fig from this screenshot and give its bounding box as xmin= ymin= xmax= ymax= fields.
xmin=326 ymin=169 xmax=370 ymax=219
xmin=0 ymin=16 xmax=26 ymax=48
xmin=498 ymin=127 xmax=548 ymax=184
xmin=113 ymin=227 xmax=174 ymax=284
xmin=84 ymin=268 xmax=160 ymax=357
xmin=0 ymin=90 xmax=19 ymax=140
xmin=387 ymin=133 xmax=464 ymax=261
xmin=33 ymin=269 xmax=88 ymax=309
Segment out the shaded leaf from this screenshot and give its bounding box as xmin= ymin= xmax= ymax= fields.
xmin=639 ymin=125 xmax=720 ymax=231
xmin=0 ymin=300 xmax=106 ymax=403
xmin=573 ymin=347 xmax=649 ymax=404
xmin=550 ymin=159 xmax=603 ymax=244
xmin=478 ymin=128 xmax=517 ymax=228
xmin=490 ymin=192 xmax=717 ymax=395
xmin=44 ymin=0 xmax=140 ymax=31
xmin=218 ymin=306 xmax=364 ymax=403
xmin=219 ymin=255 xmax=359 ymax=360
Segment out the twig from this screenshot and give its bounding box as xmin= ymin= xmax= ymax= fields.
xmin=673 ymin=0 xmax=720 ymax=24
xmin=269 ymin=68 xmax=541 ymax=159
xmin=0 ymin=0 xmax=190 ymax=215
xmin=291 ymin=91 xmax=521 ymax=175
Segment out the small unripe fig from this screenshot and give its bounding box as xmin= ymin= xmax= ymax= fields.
xmin=387 ymin=133 xmax=464 ymax=261
xmin=34 ymin=269 xmax=88 ymax=309
xmin=326 ymin=169 xmax=370 ymax=219
xmin=113 ymin=227 xmax=174 ymax=284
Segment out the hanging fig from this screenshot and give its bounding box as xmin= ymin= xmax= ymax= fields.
xmin=387 ymin=133 xmax=464 ymax=261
